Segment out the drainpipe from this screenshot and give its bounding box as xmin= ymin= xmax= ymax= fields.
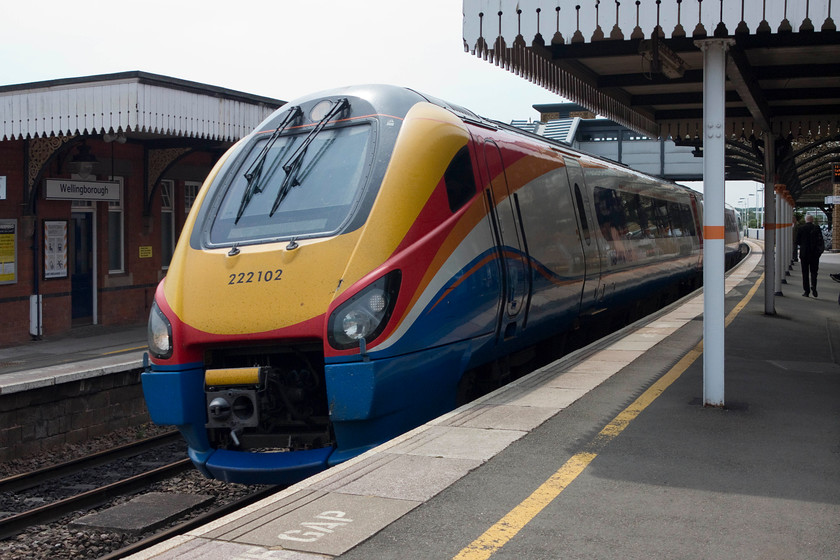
xmin=24 ymin=139 xmax=42 ymax=339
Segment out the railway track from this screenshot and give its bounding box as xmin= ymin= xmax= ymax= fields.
xmin=0 ymin=431 xmax=182 ymax=494
xmin=0 ymin=431 xmax=190 ymax=540
xmin=98 ymin=484 xmax=281 ymax=560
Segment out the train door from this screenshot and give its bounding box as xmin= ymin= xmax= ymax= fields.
xmin=563 ymin=159 xmax=602 ymax=312
xmin=482 ymin=139 xmax=530 ymax=339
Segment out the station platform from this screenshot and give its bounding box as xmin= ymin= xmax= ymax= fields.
xmin=2 ymin=241 xmax=838 ymax=558
xmin=0 ymin=323 xmax=146 ymax=395
xmin=112 ymin=240 xmax=837 ymax=559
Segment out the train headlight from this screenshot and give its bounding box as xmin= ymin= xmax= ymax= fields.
xmin=328 ymin=270 xmax=401 ymax=350
xmin=148 ymin=302 xmax=173 ymax=359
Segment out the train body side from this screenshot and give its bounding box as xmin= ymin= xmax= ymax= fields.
xmin=141 ymin=85 xmax=705 ymax=485
xmin=463 ymin=123 xmax=703 ymax=349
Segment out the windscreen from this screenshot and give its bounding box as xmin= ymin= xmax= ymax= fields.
xmin=209 ymin=122 xmax=373 ymax=244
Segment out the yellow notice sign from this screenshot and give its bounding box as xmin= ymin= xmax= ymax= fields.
xmin=0 ymin=220 xmax=17 ymax=284
xmin=139 ymin=246 xmax=153 ymax=258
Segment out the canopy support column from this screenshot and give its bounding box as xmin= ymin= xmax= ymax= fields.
xmin=765 ymin=140 xmax=777 ymax=308
xmin=775 ymin=185 xmax=784 ymax=293
xmin=697 ymin=38 xmax=733 ymax=408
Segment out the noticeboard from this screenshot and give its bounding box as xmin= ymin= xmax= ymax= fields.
xmin=0 ymin=219 xmax=17 ymax=285
xmin=44 ymin=220 xmax=68 ymax=279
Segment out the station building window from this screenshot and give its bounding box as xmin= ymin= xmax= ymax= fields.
xmin=161 ymin=180 xmax=175 ymax=269
xmin=622 ymin=130 xmax=650 ymax=141
xmin=108 ymin=177 xmax=124 ymax=274
xmin=185 ymin=181 xmax=201 ymax=214
xmin=581 ymin=129 xmax=620 ymax=142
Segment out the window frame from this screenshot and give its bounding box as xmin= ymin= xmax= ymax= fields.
xmin=185 ymin=181 xmax=201 ymax=214
xmin=107 ymin=176 xmax=125 ymax=274
xmin=160 ymin=179 xmax=176 ymax=270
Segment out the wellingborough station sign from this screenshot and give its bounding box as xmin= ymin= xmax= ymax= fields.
xmin=44 ymin=179 xmax=120 ymax=202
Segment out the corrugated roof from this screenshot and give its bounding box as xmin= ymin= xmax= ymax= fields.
xmin=0 ymin=71 xmax=284 ymax=142
xmin=509 ymin=119 xmax=539 ymax=133
xmin=463 ymin=0 xmax=840 ymax=202
xmin=542 ymin=118 xmax=579 ymax=144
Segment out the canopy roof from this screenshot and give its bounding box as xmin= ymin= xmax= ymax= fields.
xmin=464 ymin=0 xmax=840 ymax=205
xmin=0 ymin=71 xmax=284 ymax=143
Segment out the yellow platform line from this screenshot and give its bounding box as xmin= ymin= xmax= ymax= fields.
xmin=454 ymin=274 xmax=764 ymax=560
xmin=102 ymin=345 xmax=148 ymax=356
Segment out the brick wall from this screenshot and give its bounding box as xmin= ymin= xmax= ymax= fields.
xmin=0 ymin=368 xmax=150 ymax=462
xmin=0 ymin=140 xmax=218 ymax=347
xmin=0 ymin=301 xmax=30 ymax=346
xmin=100 ymin=286 xmax=153 ymax=328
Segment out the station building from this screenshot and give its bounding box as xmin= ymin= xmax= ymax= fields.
xmin=0 ymin=72 xmax=283 ymax=346
xmin=512 ymin=102 xmax=702 ymax=182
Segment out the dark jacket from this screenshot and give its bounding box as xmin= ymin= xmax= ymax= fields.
xmin=796 ymin=221 xmax=824 ymax=261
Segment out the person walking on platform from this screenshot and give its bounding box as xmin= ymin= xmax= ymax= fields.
xmin=796 ymin=214 xmax=824 ymax=297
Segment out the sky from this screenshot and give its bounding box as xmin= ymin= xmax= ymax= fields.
xmin=2 ymin=0 xmax=561 ymax=123
xmin=1 ymin=0 xmax=764 ymax=208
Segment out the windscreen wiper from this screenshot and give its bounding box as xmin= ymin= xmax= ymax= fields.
xmin=235 ymin=106 xmax=303 ymax=224
xmin=269 ymin=98 xmax=350 ymax=217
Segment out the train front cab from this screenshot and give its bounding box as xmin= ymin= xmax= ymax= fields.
xmin=142 ymin=94 xmax=513 ymax=485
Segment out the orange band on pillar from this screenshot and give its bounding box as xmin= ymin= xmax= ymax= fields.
xmin=704 ymin=225 xmax=726 ymax=239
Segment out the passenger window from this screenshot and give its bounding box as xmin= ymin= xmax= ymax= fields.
xmin=680 ymin=203 xmax=697 ymax=236
xmin=593 ymin=186 xmax=628 ymax=241
xmin=444 ymin=146 xmax=477 ymax=213
xmin=668 ymin=202 xmax=684 ymax=236
xmin=574 ymin=183 xmax=591 ymax=244
xmin=638 ymin=196 xmax=659 ymax=237
xmin=652 ymin=199 xmax=671 ymax=237
xmin=620 ymin=192 xmax=643 ymax=239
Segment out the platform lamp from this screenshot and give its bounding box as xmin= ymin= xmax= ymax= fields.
xmin=68 ymin=141 xmax=100 ymax=180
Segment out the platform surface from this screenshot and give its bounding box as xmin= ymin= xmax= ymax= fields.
xmin=117 ymin=241 xmax=840 ymax=559
xmin=4 ymin=242 xmax=838 ymax=559
xmin=0 ymin=323 xmax=146 ymax=394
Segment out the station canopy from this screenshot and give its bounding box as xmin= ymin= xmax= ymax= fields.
xmin=463 ymin=0 xmax=840 ymax=207
xmin=0 ymin=71 xmax=282 ymax=144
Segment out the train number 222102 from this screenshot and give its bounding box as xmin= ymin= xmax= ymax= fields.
xmin=228 ymin=269 xmax=283 ymax=285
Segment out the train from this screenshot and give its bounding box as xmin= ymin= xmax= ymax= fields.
xmin=142 ymin=84 xmax=742 ymax=485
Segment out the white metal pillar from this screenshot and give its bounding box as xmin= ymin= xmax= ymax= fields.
xmin=788 ymin=196 xmax=795 ymax=270
xmin=776 ymin=185 xmax=787 ymax=294
xmin=697 ymin=38 xmax=732 ymax=407
xmin=766 ymin=146 xmax=780 ymax=300
xmin=783 ymin=194 xmax=791 ymax=274
xmin=789 ymin=197 xmax=794 ymax=265
xmin=774 ymin=185 xmax=783 ymax=295
xmin=780 ymin=188 xmax=788 ymax=290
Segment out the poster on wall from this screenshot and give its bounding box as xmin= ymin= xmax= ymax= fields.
xmin=0 ymin=219 xmax=16 ymax=285
xmin=44 ymin=220 xmax=68 ymax=279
